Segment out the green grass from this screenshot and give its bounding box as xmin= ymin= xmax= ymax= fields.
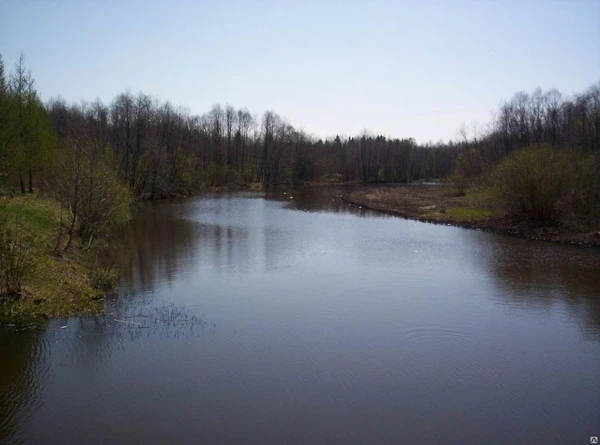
xmin=0 ymin=194 xmax=104 ymax=325
xmin=444 ymin=207 xmax=494 ymax=222
xmin=416 ymin=185 xmax=498 ymax=223
xmin=4 ymin=195 xmax=60 ymax=249
xmin=438 ymin=187 xmax=497 ymax=222
xmin=5 ymin=197 xmax=58 ymax=231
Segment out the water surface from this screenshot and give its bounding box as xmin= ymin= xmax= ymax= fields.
xmin=2 ymin=187 xmax=600 ymax=444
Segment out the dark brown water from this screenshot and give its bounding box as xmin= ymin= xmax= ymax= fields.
xmin=2 ymin=187 xmax=600 ymax=444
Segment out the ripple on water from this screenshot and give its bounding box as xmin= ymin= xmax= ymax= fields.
xmin=0 ymin=329 xmax=50 ymax=444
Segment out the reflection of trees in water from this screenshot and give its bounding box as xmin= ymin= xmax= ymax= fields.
xmin=0 ymin=329 xmax=48 ymax=443
xmin=119 ymin=196 xmax=320 ymax=291
xmin=267 ymin=186 xmax=381 ymax=217
xmin=476 ymin=234 xmax=600 ymax=338
xmin=119 ymin=202 xmax=201 ymax=293
xmin=120 ymin=199 xmax=281 ymax=292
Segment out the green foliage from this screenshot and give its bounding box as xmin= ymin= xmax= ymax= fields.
xmin=491 ymin=145 xmax=597 ymax=224
xmin=0 ymin=54 xmax=57 ymax=192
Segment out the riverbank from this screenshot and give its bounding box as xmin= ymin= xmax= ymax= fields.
xmin=0 ymin=194 xmax=105 ymax=325
xmin=342 ymin=184 xmax=600 ymax=247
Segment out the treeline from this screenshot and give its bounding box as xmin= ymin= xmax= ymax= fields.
xmin=496 ymin=85 xmax=600 ymax=154
xmin=44 ymin=95 xmax=460 ymax=199
xmin=453 ymin=84 xmax=600 ymax=180
xmin=1 ymin=54 xmax=599 ymax=207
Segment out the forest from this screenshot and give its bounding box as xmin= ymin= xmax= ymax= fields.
xmin=0 ymin=53 xmax=599 ymax=301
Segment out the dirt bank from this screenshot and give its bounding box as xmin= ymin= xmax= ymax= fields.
xmin=342 ymin=184 xmax=600 ymax=248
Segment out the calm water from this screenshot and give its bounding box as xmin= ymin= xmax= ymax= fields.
xmin=2 ymin=187 xmax=600 ymax=444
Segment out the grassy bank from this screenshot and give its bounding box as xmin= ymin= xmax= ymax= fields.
xmin=0 ymin=194 xmax=105 ymax=324
xmin=342 ymin=184 xmax=600 ymax=247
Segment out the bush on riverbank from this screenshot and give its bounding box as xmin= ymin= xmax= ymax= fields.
xmin=490 ymin=146 xmax=599 ymax=227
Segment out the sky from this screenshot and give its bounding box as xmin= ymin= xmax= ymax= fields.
xmin=1 ymin=0 xmax=599 ymax=143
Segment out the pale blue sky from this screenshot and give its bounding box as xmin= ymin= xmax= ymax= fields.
xmin=1 ymin=0 xmax=599 ymax=142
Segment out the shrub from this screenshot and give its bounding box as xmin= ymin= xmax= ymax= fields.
xmin=0 ymin=204 xmax=32 ymax=298
xmin=490 ymin=145 xmax=598 ymax=225
xmin=451 ymin=149 xmax=488 ymax=195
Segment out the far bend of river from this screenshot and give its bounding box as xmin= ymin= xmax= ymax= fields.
xmin=1 ymin=186 xmax=600 ymax=445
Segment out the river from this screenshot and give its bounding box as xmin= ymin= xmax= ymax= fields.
xmin=2 ymin=187 xmax=599 ymax=444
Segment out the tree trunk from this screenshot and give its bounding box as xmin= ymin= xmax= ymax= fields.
xmin=64 ymin=207 xmax=77 ymax=252
xmin=19 ymin=172 xmax=25 ymax=194
xmin=53 ymin=205 xmax=64 ymax=255
xmin=64 ymin=182 xmax=80 ymax=252
xmin=28 ymin=169 xmax=33 ymax=193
